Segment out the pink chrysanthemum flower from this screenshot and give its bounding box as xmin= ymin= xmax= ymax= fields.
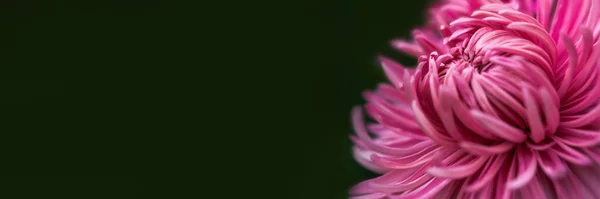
xmin=350 ymin=0 xmax=600 ymax=198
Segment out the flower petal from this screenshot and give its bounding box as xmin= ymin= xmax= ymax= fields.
xmin=522 ymin=86 xmax=545 ymax=143
xmin=353 ymin=107 xmax=433 ymax=156
xmin=369 ymin=165 xmax=433 ymax=193
xmin=388 ymin=178 xmax=451 ymax=199
xmin=411 ymin=101 xmax=456 ymax=146
xmin=370 ymin=146 xmax=439 ymax=169
xmin=550 ymin=142 xmax=592 ymax=165
xmin=428 ymin=155 xmax=488 ymax=179
xmin=536 ymin=149 xmax=568 ymax=179
xmin=552 ymin=128 xmax=600 ymax=147
xmin=380 ymin=56 xmax=406 ymax=88
xmin=459 ymin=141 xmax=514 ymax=156
xmin=506 ymin=146 xmax=537 ymax=190
xmin=470 ymin=110 xmax=527 ymax=142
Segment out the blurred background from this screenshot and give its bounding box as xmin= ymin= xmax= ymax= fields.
xmin=0 ymin=0 xmax=439 ymax=198
xmin=0 ymin=1 xmax=170 ymax=198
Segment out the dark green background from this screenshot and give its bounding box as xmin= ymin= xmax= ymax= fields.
xmin=0 ymin=0 xmax=435 ymax=198
xmin=0 ymin=1 xmax=176 ymax=198
xmin=0 ymin=176 xmax=142 ymax=198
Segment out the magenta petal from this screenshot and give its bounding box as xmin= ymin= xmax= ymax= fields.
xmin=369 ymin=167 xmax=422 ymax=185
xmin=350 ymin=180 xmax=378 ymax=195
xmin=411 ymin=101 xmax=455 ymax=146
xmin=459 ymin=141 xmax=514 ymax=156
xmin=518 ymin=176 xmax=547 ymax=199
xmin=561 ymin=75 xmax=600 ymax=115
xmin=522 ymin=86 xmax=545 ymax=143
xmin=388 ymin=178 xmax=451 ymax=199
xmin=370 ymin=146 xmax=438 ymax=169
xmin=353 ymin=147 xmax=391 ymax=174
xmin=353 ymin=107 xmax=432 ymax=156
xmin=568 ymin=28 xmax=595 ymax=91
xmin=583 ymin=146 xmax=600 ymax=164
xmin=553 ymin=128 xmax=600 ymax=147
xmin=536 ymin=150 xmax=568 ymax=179
xmin=550 ymin=142 xmax=592 ymax=165
xmin=437 ymin=87 xmax=464 ymax=141
xmin=464 ymin=154 xmax=507 ymax=192
xmin=495 ymin=155 xmax=513 ymax=199
xmin=428 ymin=155 xmax=488 ymax=179
xmin=506 ymin=21 xmax=557 ymax=66
xmin=376 ymin=84 xmax=408 ymax=105
xmin=560 ymin=104 xmax=600 ymax=128
xmin=566 ymin=171 xmax=597 ymax=199
xmin=470 ymin=110 xmax=527 ymax=142
xmin=392 ymin=40 xmax=424 ymax=57
xmin=552 ymin=172 xmax=582 ymax=199
xmin=557 ymin=33 xmax=578 ymax=97
xmin=539 ymin=88 xmax=559 ymax=134
xmin=414 ymin=31 xmax=448 ymax=54
xmin=469 ymin=74 xmax=499 ymax=118
xmin=380 ymin=56 xmax=406 ymax=88
xmin=506 ymin=146 xmax=537 ymax=190
xmin=536 ymin=0 xmax=554 ymax=30
xmin=526 ymin=138 xmax=557 ymax=151
xmin=571 ymin=164 xmax=600 ymax=198
xmin=369 ymin=166 xmax=434 ymax=193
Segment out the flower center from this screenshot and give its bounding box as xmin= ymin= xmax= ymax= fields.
xmin=412 ymin=6 xmax=559 ymax=144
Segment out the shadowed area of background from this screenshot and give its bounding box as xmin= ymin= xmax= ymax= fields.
xmin=0 ymin=1 xmax=181 ymax=198
xmin=0 ymin=0 xmax=436 ymax=198
xmin=0 ymin=176 xmax=142 ymax=198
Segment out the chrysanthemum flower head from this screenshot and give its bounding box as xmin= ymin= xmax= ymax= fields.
xmin=350 ymin=0 xmax=600 ymax=198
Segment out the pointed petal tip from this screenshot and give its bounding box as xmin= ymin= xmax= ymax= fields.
xmin=377 ymin=55 xmax=390 ymax=64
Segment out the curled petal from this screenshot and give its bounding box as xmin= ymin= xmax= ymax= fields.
xmin=536 ymin=149 xmax=568 ymax=179
xmin=370 ymin=146 xmax=439 ymax=169
xmin=557 ymin=33 xmax=578 ymax=97
xmin=353 ymin=107 xmax=433 ymax=156
xmin=536 ymin=0 xmax=554 ymax=30
xmin=459 ymin=141 xmax=514 ymax=156
xmin=526 ymin=138 xmax=556 ymax=151
xmin=353 ymin=147 xmax=391 ymax=174
xmin=411 ymin=101 xmax=456 ymax=146
xmin=414 ymin=31 xmax=447 ymax=54
xmin=506 ymin=146 xmax=537 ymax=190
xmin=380 ymin=56 xmax=406 ymax=88
xmin=392 ymin=40 xmax=424 ymax=57
xmin=350 ymin=180 xmax=378 ymax=196
xmin=506 ymin=21 xmax=556 ymax=66
xmin=571 ymin=164 xmax=600 ymax=198
xmin=522 ymin=86 xmax=545 ymax=143
xmin=376 ymin=84 xmax=408 ymax=105
xmin=518 ymin=176 xmax=547 ymax=199
xmin=470 ymin=110 xmax=527 ymax=142
xmin=369 ymin=165 xmax=433 ymax=193
xmin=553 ymin=128 xmax=600 ymax=147
xmin=550 ymin=142 xmax=592 ymax=165
xmin=388 ymin=178 xmax=451 ymax=199
xmin=437 ymin=87 xmax=464 ymax=141
xmin=583 ymin=146 xmax=600 ymax=164
xmin=427 ymin=155 xmax=488 ymax=179
xmin=560 ymin=104 xmax=600 ymax=128
xmin=540 ymin=88 xmax=559 ymax=134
